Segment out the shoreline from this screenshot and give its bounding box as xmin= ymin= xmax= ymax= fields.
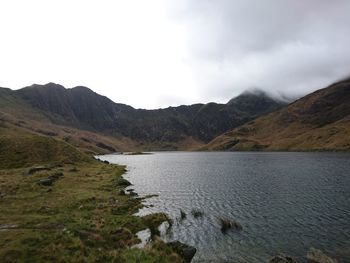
xmin=0 ymin=159 xmax=196 ymax=262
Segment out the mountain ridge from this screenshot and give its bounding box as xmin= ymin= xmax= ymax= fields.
xmin=7 ymin=83 xmax=286 ymax=148
xmin=203 ymin=79 xmax=350 ymax=151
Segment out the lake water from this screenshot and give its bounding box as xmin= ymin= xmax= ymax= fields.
xmin=99 ymin=152 xmax=350 ymax=263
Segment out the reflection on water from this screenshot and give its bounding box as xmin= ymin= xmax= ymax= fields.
xmin=99 ymin=152 xmax=350 ymax=263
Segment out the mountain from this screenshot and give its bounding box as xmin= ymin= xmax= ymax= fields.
xmin=0 ymin=86 xmax=140 ymax=155
xmin=204 ymin=79 xmax=350 ymax=151
xmin=10 ymin=83 xmax=286 ymax=150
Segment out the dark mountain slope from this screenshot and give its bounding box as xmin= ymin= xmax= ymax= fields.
xmin=192 ymin=90 xmax=284 ymax=141
xmin=0 ymin=87 xmax=141 ymax=154
xmin=14 ymin=83 xmax=286 ymax=147
xmin=16 ymin=83 xmax=134 ymax=130
xmin=204 ymin=80 xmax=350 ymax=151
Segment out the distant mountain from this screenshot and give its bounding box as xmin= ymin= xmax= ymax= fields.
xmin=204 ymin=79 xmax=350 ymax=151
xmin=11 ymin=83 xmax=285 ymax=149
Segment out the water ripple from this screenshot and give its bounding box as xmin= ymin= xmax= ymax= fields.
xmin=100 ymin=152 xmax=350 ymax=263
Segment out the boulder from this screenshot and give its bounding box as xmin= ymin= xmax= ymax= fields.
xmin=269 ymin=255 xmax=298 ymax=263
xmin=37 ymin=178 xmax=54 ymax=186
xmin=307 ymin=248 xmax=338 ymax=263
xmin=167 ymin=241 xmax=196 ymax=263
xmin=116 ymin=178 xmax=132 ymax=187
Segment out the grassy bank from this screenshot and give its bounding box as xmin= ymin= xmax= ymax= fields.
xmin=0 ymin=160 xmax=186 ymax=262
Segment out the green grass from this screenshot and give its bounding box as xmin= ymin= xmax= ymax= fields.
xmin=0 ymin=132 xmax=91 ymax=169
xmin=0 ymin=161 xmax=182 ymax=262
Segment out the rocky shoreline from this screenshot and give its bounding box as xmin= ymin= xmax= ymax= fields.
xmin=0 ymin=159 xmax=196 ymax=262
xmin=270 ymin=248 xmax=338 ymax=263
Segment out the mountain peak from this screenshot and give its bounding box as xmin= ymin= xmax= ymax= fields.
xmin=71 ymin=86 xmax=93 ymax=92
xmin=226 ymin=89 xmax=286 ymax=116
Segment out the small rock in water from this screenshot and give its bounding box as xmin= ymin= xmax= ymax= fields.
xmin=269 ymin=255 xmax=298 ymax=263
xmin=191 ymin=209 xmax=204 ymax=218
xmin=129 ymin=191 xmax=138 ymax=196
xmin=180 ymin=209 xmax=187 ymax=220
xmin=307 ymin=248 xmax=338 ymax=263
xmin=219 ymin=218 xmax=243 ymax=233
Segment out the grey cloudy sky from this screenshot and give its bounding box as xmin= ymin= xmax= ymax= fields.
xmin=0 ymin=0 xmax=350 ymax=108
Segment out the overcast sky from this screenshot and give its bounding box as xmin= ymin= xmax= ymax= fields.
xmin=0 ymin=0 xmax=350 ymax=109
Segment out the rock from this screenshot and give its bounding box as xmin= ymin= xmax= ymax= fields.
xmin=307 ymin=248 xmax=338 ymax=263
xmin=219 ymin=218 xmax=243 ymax=233
xmin=50 ymin=172 xmax=64 ymax=179
xmin=116 ymin=178 xmax=132 ymax=187
xmin=191 ymin=209 xmax=204 ymax=218
xmin=26 ymin=166 xmax=51 ymax=175
xmin=37 ymin=178 xmax=54 ymax=186
xmin=167 ymin=241 xmax=196 ymax=263
xmin=269 ymin=255 xmax=298 ymax=263
xmin=129 ymin=191 xmax=138 ymax=196
xmin=180 ymin=209 xmax=187 ymax=220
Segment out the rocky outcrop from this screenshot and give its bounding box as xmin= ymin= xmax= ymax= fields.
xmin=116 ymin=178 xmax=132 ymax=187
xmin=306 ymin=248 xmax=338 ymax=263
xmin=269 ymin=255 xmax=298 ymax=263
xmin=167 ymin=241 xmax=197 ymax=263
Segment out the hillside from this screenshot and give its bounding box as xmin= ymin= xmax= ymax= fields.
xmin=204 ymin=79 xmax=350 ymax=151
xmin=11 ymin=83 xmax=286 ymax=149
xmin=0 ymin=125 xmax=91 ymax=169
xmin=0 ymin=88 xmax=141 ymax=154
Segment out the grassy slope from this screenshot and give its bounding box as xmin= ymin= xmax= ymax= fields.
xmin=0 ymin=124 xmax=184 ymax=262
xmin=0 ymin=125 xmax=92 ymax=169
xmin=0 ymin=93 xmax=187 ymax=262
xmin=204 ymin=81 xmax=350 ymax=151
xmin=0 ymin=161 xmax=182 ymax=262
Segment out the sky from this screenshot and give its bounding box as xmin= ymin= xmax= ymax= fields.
xmin=0 ymin=0 xmax=350 ymax=109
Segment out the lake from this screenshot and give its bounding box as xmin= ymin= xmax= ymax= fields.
xmin=98 ymin=152 xmax=350 ymax=263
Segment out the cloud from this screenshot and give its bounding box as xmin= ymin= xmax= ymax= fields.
xmin=0 ymin=0 xmax=349 ymax=108
xmin=167 ymin=0 xmax=350 ymax=102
